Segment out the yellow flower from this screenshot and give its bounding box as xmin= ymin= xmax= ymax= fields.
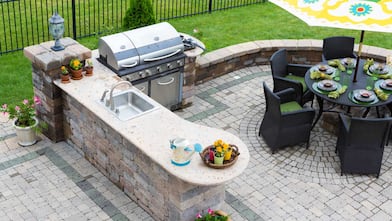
xmin=223 ymin=143 xmax=229 ymax=151
xmin=216 ymin=146 xmax=222 ymax=153
xmin=73 ymin=60 xmax=80 ymax=67
xmin=69 ymin=58 xmax=83 ymax=70
xmin=60 ymin=66 xmax=68 ymax=75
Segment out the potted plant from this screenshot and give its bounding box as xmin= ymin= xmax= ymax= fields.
xmin=69 ymin=58 xmax=83 ymax=80
xmin=195 ymin=208 xmax=231 ymax=221
xmin=1 ymin=96 xmax=45 ymax=146
xmin=60 ymin=65 xmax=70 ymax=83
xmin=84 ymin=58 xmax=94 ymax=76
xmin=213 ymin=139 xmax=231 ymax=165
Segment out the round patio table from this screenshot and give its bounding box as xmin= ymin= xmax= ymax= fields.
xmin=305 ymin=59 xmax=392 ymax=128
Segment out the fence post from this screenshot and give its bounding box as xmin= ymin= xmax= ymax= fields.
xmin=208 ymin=0 xmax=212 ymax=13
xmin=72 ymin=0 xmax=77 ymax=39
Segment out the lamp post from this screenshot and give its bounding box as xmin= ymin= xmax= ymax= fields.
xmin=49 ymin=11 xmax=65 ymax=51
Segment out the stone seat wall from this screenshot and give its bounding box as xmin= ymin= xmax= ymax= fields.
xmin=194 ymin=39 xmax=392 ymax=84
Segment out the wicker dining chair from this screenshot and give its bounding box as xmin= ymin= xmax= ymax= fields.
xmin=335 ymin=113 xmax=391 ymax=178
xmin=259 ymin=82 xmax=315 ymax=154
xmin=322 ymin=36 xmax=357 ymax=61
xmin=270 ymin=48 xmax=314 ymax=106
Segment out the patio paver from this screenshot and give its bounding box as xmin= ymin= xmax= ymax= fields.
xmin=1 ymin=65 xmax=392 ymax=220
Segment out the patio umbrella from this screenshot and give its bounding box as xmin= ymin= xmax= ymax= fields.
xmin=268 ymin=0 xmax=392 ymax=82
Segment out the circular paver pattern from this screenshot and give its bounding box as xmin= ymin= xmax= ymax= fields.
xmin=240 ymin=94 xmax=392 ymax=185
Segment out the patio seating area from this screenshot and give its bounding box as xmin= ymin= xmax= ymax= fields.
xmin=2 ymin=64 xmax=392 ymax=220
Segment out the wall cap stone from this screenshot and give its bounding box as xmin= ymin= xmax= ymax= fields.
xmin=196 ymin=39 xmax=392 ymax=69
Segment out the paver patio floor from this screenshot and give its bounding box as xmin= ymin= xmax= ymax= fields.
xmin=1 ymin=65 xmax=392 ymax=220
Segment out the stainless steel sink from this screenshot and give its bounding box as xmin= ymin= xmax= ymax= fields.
xmin=100 ymin=88 xmax=160 ymax=121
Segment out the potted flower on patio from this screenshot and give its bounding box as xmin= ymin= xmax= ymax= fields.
xmin=1 ymin=96 xmax=45 ymax=146
xmin=60 ymin=65 xmax=70 ymax=83
xmin=69 ymin=58 xmax=83 ymax=80
xmin=84 ymin=58 xmax=94 ymax=76
xmin=195 ymin=208 xmax=230 ymax=221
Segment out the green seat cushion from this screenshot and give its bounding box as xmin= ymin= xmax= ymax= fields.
xmin=285 ymin=75 xmax=307 ymax=92
xmin=280 ymin=101 xmax=302 ymax=113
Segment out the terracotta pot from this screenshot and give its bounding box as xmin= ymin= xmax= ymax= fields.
xmin=85 ymin=67 xmax=93 ymax=76
xmin=61 ymin=74 xmax=70 ymax=83
xmin=70 ymin=69 xmax=83 ymax=80
xmin=13 ymin=117 xmax=38 ymax=146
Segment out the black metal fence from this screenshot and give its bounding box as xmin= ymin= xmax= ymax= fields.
xmin=0 ymin=0 xmax=264 ymax=55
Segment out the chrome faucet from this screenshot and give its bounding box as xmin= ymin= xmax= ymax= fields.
xmin=109 ymin=81 xmax=133 ymax=110
xmin=100 ymin=89 xmax=109 ymax=102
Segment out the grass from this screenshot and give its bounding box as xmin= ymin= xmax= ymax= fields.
xmin=1 ymin=2 xmax=392 ymax=105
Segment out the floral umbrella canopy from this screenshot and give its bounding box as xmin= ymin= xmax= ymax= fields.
xmin=268 ymin=0 xmax=392 ymax=81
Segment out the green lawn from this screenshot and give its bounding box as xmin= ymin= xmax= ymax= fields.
xmin=1 ymin=2 xmax=391 ymax=105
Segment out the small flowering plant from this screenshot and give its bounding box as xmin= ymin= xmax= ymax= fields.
xmin=1 ymin=96 xmax=41 ymax=127
xmin=195 ymin=208 xmax=229 ymax=221
xmin=69 ymin=58 xmax=83 ymax=70
xmin=61 ymin=65 xmax=69 ymax=75
xmin=213 ymin=139 xmax=231 ymax=157
xmin=85 ymin=59 xmax=93 ymax=68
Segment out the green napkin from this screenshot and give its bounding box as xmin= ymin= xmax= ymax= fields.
xmin=328 ymin=59 xmax=346 ymax=71
xmin=377 ymin=74 xmax=392 ymax=79
xmin=363 ymin=58 xmax=374 ymax=72
xmin=374 ymin=88 xmax=389 ymax=101
xmin=310 ymin=70 xmax=333 ymax=80
xmin=328 ymin=85 xmax=348 ymax=99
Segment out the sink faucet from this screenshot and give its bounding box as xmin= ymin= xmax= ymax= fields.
xmin=100 ymin=89 xmax=109 ymax=102
xmin=109 ymin=81 xmax=133 ymax=110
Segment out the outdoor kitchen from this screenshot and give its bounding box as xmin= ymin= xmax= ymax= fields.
xmin=23 ymin=23 xmax=249 ymax=221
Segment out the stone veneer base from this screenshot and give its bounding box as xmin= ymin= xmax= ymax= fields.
xmin=63 ymin=94 xmax=225 ymax=220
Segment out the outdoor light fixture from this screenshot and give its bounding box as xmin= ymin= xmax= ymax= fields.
xmin=49 ymin=11 xmax=65 ymax=51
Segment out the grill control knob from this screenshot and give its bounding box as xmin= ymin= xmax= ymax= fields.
xmin=138 ymin=71 xmax=144 ymax=77
xmin=177 ymin=60 xmax=183 ymax=66
xmin=167 ymin=63 xmax=172 ymax=69
xmin=145 ymin=70 xmax=152 ymax=76
xmin=156 ymin=66 xmax=161 ymax=72
xmin=125 ymin=76 xmax=132 ymax=81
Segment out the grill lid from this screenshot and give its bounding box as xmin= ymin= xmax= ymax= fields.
xmin=99 ymin=33 xmax=139 ymax=70
xmin=98 ymin=22 xmax=184 ymax=72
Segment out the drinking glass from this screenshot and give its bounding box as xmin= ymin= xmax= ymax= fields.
xmin=333 ymin=70 xmax=340 ymax=81
xmin=366 ymin=76 xmax=374 ymax=90
xmin=342 ymin=75 xmax=350 ymax=87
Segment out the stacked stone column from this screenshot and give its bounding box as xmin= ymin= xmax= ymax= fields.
xmin=23 ymin=37 xmax=91 ymax=142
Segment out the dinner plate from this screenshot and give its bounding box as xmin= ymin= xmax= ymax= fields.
xmin=369 ymin=63 xmax=389 ymax=75
xmin=317 ymin=65 xmax=335 ymax=75
xmin=340 ymin=57 xmax=356 ymax=68
xmin=379 ymin=79 xmax=392 ymax=91
xmin=317 ymin=80 xmax=338 ymax=91
xmin=352 ymin=89 xmax=376 ymax=102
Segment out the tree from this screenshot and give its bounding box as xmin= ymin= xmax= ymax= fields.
xmin=123 ymin=0 xmax=156 ymax=30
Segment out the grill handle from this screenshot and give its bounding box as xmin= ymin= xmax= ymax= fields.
xmin=144 ymin=49 xmax=182 ymax=62
xmin=157 ymin=77 xmax=175 ymax=85
xmin=121 ymin=61 xmax=138 ymax=68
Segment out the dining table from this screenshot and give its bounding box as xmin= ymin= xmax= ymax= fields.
xmin=305 ymin=58 xmax=392 ymax=129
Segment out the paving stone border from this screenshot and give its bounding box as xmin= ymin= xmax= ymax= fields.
xmin=0 ymin=146 xmax=130 ymax=220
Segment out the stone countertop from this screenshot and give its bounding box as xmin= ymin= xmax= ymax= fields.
xmin=54 ymin=50 xmax=249 ymax=186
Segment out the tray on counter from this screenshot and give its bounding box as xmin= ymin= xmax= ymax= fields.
xmin=199 ymin=144 xmax=240 ymax=169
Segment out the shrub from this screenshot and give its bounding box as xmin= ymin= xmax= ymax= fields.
xmin=123 ymin=0 xmax=156 ymax=30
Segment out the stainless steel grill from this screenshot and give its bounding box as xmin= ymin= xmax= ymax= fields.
xmin=98 ymin=22 xmax=186 ymax=110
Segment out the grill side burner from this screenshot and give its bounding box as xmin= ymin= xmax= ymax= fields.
xmin=98 ymin=22 xmax=186 ymax=110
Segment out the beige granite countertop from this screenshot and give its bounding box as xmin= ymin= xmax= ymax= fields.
xmin=54 ymin=50 xmax=249 ymax=186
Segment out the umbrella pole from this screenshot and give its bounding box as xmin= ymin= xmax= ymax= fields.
xmin=353 ymin=30 xmax=365 ymax=82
